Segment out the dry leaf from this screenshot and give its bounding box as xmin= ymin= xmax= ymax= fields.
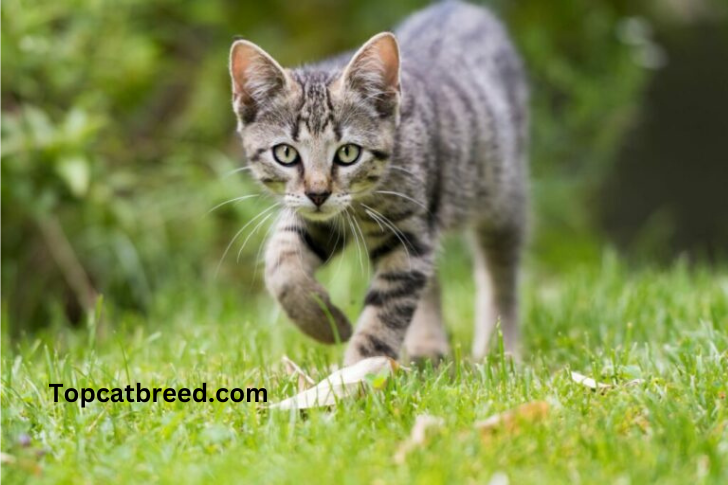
xmin=570 ymin=371 xmax=611 ymax=390
xmin=269 ymin=357 xmax=399 ymax=410
xmin=488 ymin=472 xmax=509 ymax=485
xmin=0 ymin=452 xmax=42 ymax=476
xmin=281 ymin=355 xmax=315 ymax=392
xmin=571 ymin=371 xmax=645 ymax=390
xmin=1 ymin=452 xmax=16 ymax=464
xmin=475 ymin=401 xmax=550 ymax=435
xmin=394 ymin=414 xmax=444 ymax=464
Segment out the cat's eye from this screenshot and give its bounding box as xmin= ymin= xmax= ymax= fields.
xmin=334 ymin=144 xmax=361 ymax=166
xmin=272 ymin=144 xmax=299 ymax=166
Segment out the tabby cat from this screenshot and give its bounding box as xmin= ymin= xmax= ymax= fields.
xmin=228 ymin=1 xmax=528 ymax=364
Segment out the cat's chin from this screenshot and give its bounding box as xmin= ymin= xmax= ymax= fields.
xmin=296 ymin=207 xmax=343 ymax=222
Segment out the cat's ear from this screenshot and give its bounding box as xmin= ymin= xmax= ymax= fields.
xmin=339 ymin=32 xmax=401 ymax=118
xmin=229 ymin=39 xmax=289 ymax=121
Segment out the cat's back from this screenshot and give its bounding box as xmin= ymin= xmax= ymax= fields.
xmin=396 ymin=1 xmax=507 ymax=61
xmin=392 ymin=1 xmax=528 ymax=228
xmin=395 ymin=1 xmax=525 ymax=103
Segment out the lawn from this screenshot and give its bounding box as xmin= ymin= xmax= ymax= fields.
xmin=2 ymin=247 xmax=727 ymax=484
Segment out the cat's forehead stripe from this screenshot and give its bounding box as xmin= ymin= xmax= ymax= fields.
xmin=290 ymin=74 xmax=339 ymax=140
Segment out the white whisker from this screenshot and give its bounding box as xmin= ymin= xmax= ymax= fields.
xmin=237 ymin=211 xmax=275 ymax=262
xmin=333 ymin=212 xmax=348 ymax=280
xmin=214 ymin=203 xmax=278 ymax=278
xmin=345 ymin=209 xmax=364 ymax=273
xmin=389 ymin=165 xmax=418 ymax=177
xmin=375 ymin=190 xmax=429 ymax=211
xmin=252 ymin=208 xmax=285 ymax=283
xmin=222 ymin=166 xmax=254 ymax=178
xmin=323 ymin=217 xmax=343 ymax=265
xmin=361 ymin=203 xmax=413 ymax=270
xmin=351 ymin=212 xmax=371 ymax=276
xmin=207 ymin=194 xmax=260 ymax=214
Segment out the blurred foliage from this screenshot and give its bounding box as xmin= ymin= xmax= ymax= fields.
xmin=2 ymin=0 xmax=665 ymax=330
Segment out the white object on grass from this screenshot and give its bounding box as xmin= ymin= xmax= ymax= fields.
xmin=394 ymin=414 xmax=444 ymax=464
xmin=570 ymin=371 xmax=645 ymax=390
xmin=570 ymin=371 xmax=612 ymax=390
xmin=269 ymin=356 xmax=399 ymax=410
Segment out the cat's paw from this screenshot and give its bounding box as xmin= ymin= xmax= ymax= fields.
xmin=316 ymin=303 xmax=353 ymax=344
xmin=403 ymin=324 xmax=450 ymax=365
xmin=343 ymin=333 xmax=400 ymax=366
xmin=403 ymin=338 xmax=449 ymax=366
xmin=284 ymin=296 xmax=352 ymax=344
xmin=342 ymin=346 xmax=369 ymax=367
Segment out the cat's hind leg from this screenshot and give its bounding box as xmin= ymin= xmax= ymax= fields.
xmin=470 ymin=220 xmax=524 ymax=360
xmin=403 ymin=274 xmax=449 ymax=363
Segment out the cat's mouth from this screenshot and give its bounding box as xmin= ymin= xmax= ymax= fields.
xmin=295 ymin=205 xmax=345 ymax=222
xmin=291 ymin=193 xmax=353 ymax=222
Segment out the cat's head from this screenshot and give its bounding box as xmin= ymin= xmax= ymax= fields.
xmin=229 ymin=33 xmax=401 ymax=221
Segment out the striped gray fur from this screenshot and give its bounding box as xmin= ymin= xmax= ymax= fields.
xmin=228 ymin=1 xmax=528 ymax=364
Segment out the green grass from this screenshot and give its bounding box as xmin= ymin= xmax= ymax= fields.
xmin=2 ymin=248 xmax=727 ymax=484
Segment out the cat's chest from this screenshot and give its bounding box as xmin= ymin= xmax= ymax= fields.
xmin=345 ymin=204 xmax=421 ymax=247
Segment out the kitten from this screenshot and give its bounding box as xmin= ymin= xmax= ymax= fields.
xmin=228 ymin=1 xmax=528 ymax=364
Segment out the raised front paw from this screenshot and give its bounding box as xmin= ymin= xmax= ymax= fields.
xmin=277 ymin=284 xmax=352 ymax=344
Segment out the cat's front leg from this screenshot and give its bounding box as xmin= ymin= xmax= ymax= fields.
xmin=343 ymin=231 xmax=435 ymax=365
xmin=265 ymin=213 xmax=352 ymax=343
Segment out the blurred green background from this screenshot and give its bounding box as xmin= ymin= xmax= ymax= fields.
xmin=2 ymin=0 xmax=727 ymax=332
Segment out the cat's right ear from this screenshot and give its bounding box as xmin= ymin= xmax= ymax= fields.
xmin=229 ymin=40 xmax=289 ymax=122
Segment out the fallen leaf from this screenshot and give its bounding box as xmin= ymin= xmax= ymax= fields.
xmin=570 ymin=371 xmax=612 ymax=390
xmin=394 ymin=414 xmax=444 ymax=464
xmin=475 ymin=401 xmax=550 ymax=435
xmin=269 ymin=357 xmax=400 ymax=410
xmin=281 ymin=355 xmax=315 ymax=392
xmin=1 ymin=453 xmax=16 ymax=464
xmin=571 ymin=371 xmax=645 ymax=390
xmin=488 ymin=472 xmax=509 ymax=485
xmin=0 ymin=452 xmax=42 ymax=476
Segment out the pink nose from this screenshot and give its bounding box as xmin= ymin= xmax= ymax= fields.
xmin=306 ymin=191 xmax=331 ymax=207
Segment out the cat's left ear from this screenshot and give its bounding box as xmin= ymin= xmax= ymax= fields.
xmin=339 ymin=32 xmax=401 ymax=118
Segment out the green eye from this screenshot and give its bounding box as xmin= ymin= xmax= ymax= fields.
xmin=334 ymin=144 xmax=361 ymax=165
xmin=272 ymin=144 xmax=299 ymax=166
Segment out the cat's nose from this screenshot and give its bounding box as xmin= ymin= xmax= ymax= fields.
xmin=305 ymin=191 xmax=331 ymax=207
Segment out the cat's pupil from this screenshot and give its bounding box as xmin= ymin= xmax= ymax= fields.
xmin=336 ymin=144 xmax=359 ymax=165
xmin=273 ymin=144 xmax=298 ymax=165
